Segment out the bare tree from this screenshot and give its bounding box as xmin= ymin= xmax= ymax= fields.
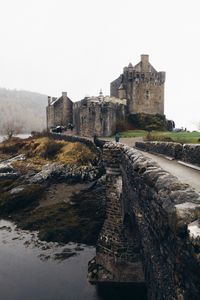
xmin=0 ymin=120 xmax=23 ymax=140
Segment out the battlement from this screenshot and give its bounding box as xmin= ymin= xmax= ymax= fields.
xmin=123 ymin=70 xmax=165 ymax=85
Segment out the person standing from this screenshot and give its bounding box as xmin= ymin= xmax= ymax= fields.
xmin=115 ymin=131 xmax=120 ymax=142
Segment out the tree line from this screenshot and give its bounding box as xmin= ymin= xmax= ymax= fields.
xmin=0 ymin=87 xmax=47 ymax=136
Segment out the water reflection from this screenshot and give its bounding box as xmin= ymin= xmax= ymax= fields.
xmin=0 ymin=220 xmax=147 ymax=300
xmin=96 ymin=283 xmax=147 ymax=300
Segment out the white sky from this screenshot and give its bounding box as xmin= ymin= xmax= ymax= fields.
xmin=0 ymin=0 xmax=200 ymax=130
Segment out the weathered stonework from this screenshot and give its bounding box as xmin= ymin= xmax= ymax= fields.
xmin=46 ymin=54 xmax=166 ymax=136
xmin=73 ymin=95 xmax=127 ymax=137
xmin=92 ymin=142 xmax=200 ymax=299
xmin=135 ymin=141 xmax=183 ymax=159
xmin=182 ymin=144 xmax=200 ymax=167
xmin=111 ymin=54 xmax=165 ymax=115
xmin=46 ymin=92 xmax=73 ymax=129
xmin=136 ymin=141 xmax=200 ymax=167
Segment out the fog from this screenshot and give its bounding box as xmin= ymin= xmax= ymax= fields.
xmin=0 ymin=0 xmax=200 ymax=130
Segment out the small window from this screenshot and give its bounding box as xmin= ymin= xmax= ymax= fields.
xmin=145 ymin=90 xmax=150 ymax=100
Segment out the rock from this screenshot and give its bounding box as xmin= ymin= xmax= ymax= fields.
xmin=10 ymin=186 xmax=25 ymax=195
xmin=0 ymin=226 xmax=12 ymax=232
xmin=29 ymin=163 xmax=65 ymax=183
xmin=0 ymin=156 xmax=24 ymax=179
xmin=0 ymin=173 xmax=20 ymax=179
xmin=29 ymin=162 xmax=103 ymax=184
xmin=0 ymin=164 xmax=15 ymax=173
xmin=0 ymin=162 xmax=20 ymax=179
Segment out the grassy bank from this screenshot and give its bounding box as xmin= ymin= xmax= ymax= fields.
xmin=0 ymin=136 xmax=99 ymax=172
xmin=120 ymin=130 xmax=200 ymax=144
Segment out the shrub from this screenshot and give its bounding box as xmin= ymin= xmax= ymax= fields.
xmin=40 ymin=140 xmax=63 ymax=159
xmin=128 ymin=113 xmax=167 ymax=131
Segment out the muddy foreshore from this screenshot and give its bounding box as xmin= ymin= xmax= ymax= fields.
xmin=0 ymin=136 xmax=106 ymax=246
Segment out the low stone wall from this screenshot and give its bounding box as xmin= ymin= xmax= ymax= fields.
xmin=136 ymin=141 xmax=200 ymax=166
xmin=97 ymin=142 xmax=200 ymax=299
xmin=135 ymin=141 xmax=183 ymax=159
xmin=182 ymin=144 xmax=200 ymax=166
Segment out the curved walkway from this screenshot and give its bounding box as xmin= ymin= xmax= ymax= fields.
xmin=102 ymin=137 xmax=200 ymax=193
xmin=138 ymin=150 xmax=200 ymax=193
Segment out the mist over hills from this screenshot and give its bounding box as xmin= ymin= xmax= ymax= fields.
xmin=0 ymin=88 xmax=47 ymax=133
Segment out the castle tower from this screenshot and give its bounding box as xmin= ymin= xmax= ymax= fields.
xmin=110 ymin=54 xmax=165 ymax=116
xmin=46 ymin=96 xmax=55 ymax=129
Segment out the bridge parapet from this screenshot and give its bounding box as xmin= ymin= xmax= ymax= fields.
xmin=136 ymin=141 xmax=200 ymax=167
xmin=91 ymin=142 xmax=200 ymax=299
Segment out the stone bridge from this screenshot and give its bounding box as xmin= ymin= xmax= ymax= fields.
xmin=88 ymin=142 xmax=200 ymax=300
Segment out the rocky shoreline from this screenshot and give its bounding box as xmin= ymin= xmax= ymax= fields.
xmin=0 ymin=136 xmax=106 ymax=245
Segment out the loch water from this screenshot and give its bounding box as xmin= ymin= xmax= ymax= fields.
xmin=0 ymin=220 xmax=147 ymax=300
xmin=0 ymin=134 xmax=31 ymax=143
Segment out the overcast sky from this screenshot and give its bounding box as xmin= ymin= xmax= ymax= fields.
xmin=0 ymin=0 xmax=200 ymax=130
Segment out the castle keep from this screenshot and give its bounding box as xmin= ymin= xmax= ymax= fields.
xmin=46 ymin=55 xmax=165 ymax=136
xmin=110 ymin=54 xmax=165 ymax=115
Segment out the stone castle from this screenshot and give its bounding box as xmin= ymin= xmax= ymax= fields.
xmin=46 ymin=54 xmax=165 ymax=136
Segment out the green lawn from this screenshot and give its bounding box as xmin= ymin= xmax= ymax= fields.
xmin=120 ymin=130 xmax=200 ymax=144
xmin=120 ymin=130 xmax=147 ymax=138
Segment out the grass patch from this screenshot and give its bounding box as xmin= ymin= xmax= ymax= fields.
xmin=120 ymin=130 xmax=200 ymax=143
xmin=0 ymin=136 xmax=99 ymax=171
xmin=120 ymin=130 xmax=147 ymax=138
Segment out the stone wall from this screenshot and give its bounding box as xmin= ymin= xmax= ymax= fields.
xmin=46 ymin=93 xmax=73 ymax=129
xmin=135 ymin=141 xmax=183 ymax=159
xmin=94 ymin=146 xmax=144 ymax=283
xmin=96 ymin=142 xmax=200 ymax=299
xmin=73 ymin=98 xmax=126 ymax=137
xmin=136 ymin=141 xmax=200 ymax=167
xmin=182 ymin=144 xmax=200 ymax=166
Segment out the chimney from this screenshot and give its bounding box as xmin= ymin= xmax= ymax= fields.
xmin=48 ymin=96 xmax=51 ymax=106
xmin=141 ymin=54 xmax=149 ymax=72
xmin=62 ymin=91 xmax=67 ymax=97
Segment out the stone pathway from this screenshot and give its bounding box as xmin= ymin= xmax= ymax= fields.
xmin=101 ymin=136 xmax=200 ymax=193
xmin=138 ymin=150 xmax=200 ymax=193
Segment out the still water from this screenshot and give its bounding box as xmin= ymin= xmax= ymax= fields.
xmin=0 ymin=134 xmax=31 ymax=143
xmin=0 ymin=220 xmax=147 ymax=300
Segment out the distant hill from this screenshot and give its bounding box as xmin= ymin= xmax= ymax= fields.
xmin=0 ymin=88 xmax=47 ymax=133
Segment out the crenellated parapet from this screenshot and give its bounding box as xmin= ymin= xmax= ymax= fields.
xmin=91 ymin=142 xmax=200 ymax=299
